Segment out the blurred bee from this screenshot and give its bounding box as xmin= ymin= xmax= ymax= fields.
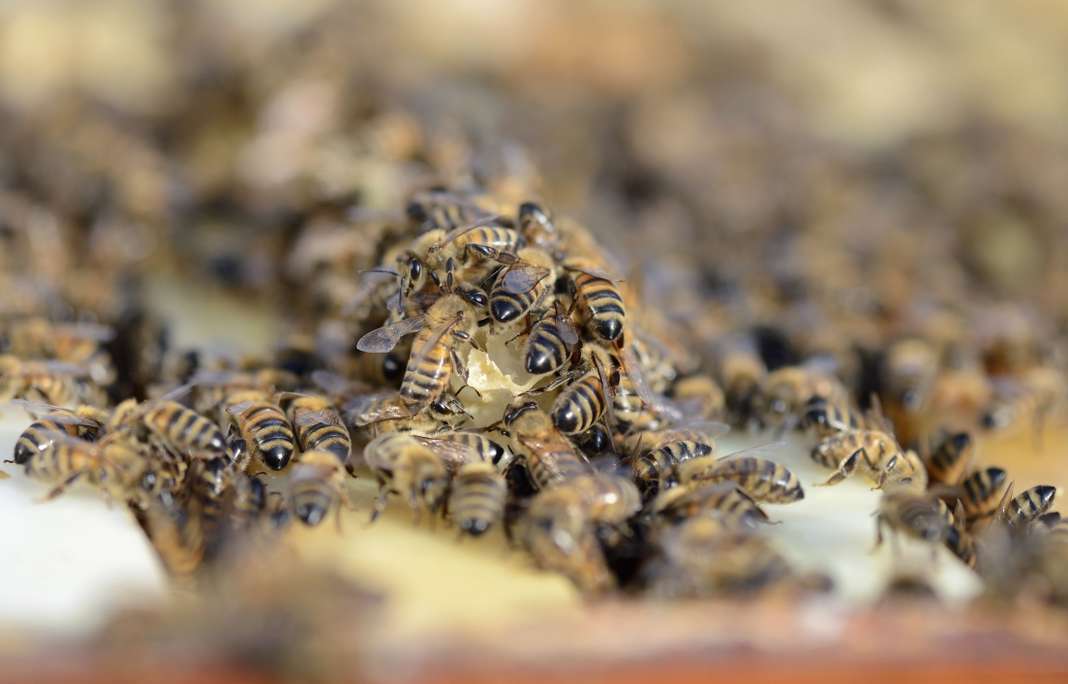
xmin=1 ymin=318 xmax=116 ymax=386
xmin=357 ymin=293 xmax=480 ymax=414
xmin=650 ymin=481 xmax=771 ymax=527
xmin=363 ymin=432 xmax=450 ymax=519
xmin=522 ymin=303 xmax=580 ymax=376
xmin=501 ymin=400 xmax=588 ymax=490
xmin=753 ymin=362 xmax=848 ymax=431
xmin=345 ymin=391 xmax=434 ymax=439
xmin=447 ymin=462 xmax=508 ymax=536
xmin=562 ymin=257 xmax=626 ymax=343
xmin=981 ymin=366 xmax=1065 ymax=433
xmin=133 ymin=499 xmax=205 ymax=580
xmin=517 ymin=201 xmax=562 ymax=257
xmin=288 ymin=450 xmax=351 ymax=527
xmin=678 ymin=455 xmax=804 ymax=504
xmin=1000 ymin=484 xmax=1057 ymax=529
xmin=882 ymin=338 xmax=940 ymax=412
xmin=945 ymin=500 xmax=977 ymax=568
xmin=924 ymin=431 xmax=974 ymax=486
xmin=351 ymin=342 xmax=410 ymax=387
xmin=17 ymin=432 xmax=144 ymax=502
xmin=414 ymin=430 xmax=514 ymax=471
xmin=225 ymin=391 xmax=296 ymax=471
xmin=487 ymin=247 xmax=555 ymax=325
xmin=185 ymin=457 xmax=233 ymax=534
xmin=811 ymin=429 xmax=903 ymax=487
xmin=520 ymin=494 xmax=616 ymax=594
xmin=715 ymin=336 xmax=767 ymax=422
xmin=875 ymin=488 xmax=955 ymax=553
xmin=799 ymin=396 xmax=872 ymax=439
xmin=568 ymin=472 xmax=642 ymax=527
xmin=10 ymin=402 xmax=105 ymax=466
xmin=954 ymin=467 xmax=1010 ymax=525
xmin=407 ymin=190 xmax=501 ymax=233
xmin=670 ymin=374 xmax=725 ymax=421
xmin=0 ymin=356 xmax=104 ymax=407
xmin=277 ymin=392 xmax=351 ymax=466
xmin=646 ymin=513 xmax=791 ymax=599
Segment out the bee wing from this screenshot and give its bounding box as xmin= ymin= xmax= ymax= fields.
xmin=436 ymin=213 xmax=506 ymax=246
xmin=356 ymin=316 xmax=425 ymax=353
xmin=37 ymin=429 xmax=96 ymax=451
xmin=343 ymin=393 xmax=410 ymax=426
xmin=620 ymin=344 xmax=682 ymax=421
xmin=556 ymin=315 xmax=580 ymax=346
xmin=679 ymin=419 xmax=732 ymax=440
xmin=716 ymin=440 xmax=787 ymax=462
xmin=56 ymin=322 xmax=115 ymax=342
xmin=294 ymin=408 xmax=342 ymax=428
xmin=6 ymin=398 xmax=66 ymax=419
xmin=412 ymin=436 xmax=472 ymax=469
xmin=564 ymin=262 xmax=622 ymax=282
xmin=310 ymin=370 xmax=351 ymax=397
xmin=498 ymin=264 xmax=551 ymax=295
xmin=158 ymin=382 xmax=195 ymax=403
xmin=39 ymin=360 xmax=91 ymax=377
xmin=225 ymin=400 xmax=255 ymax=417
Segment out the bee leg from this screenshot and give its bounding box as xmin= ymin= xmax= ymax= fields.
xmin=817 ymin=449 xmax=862 ymax=487
xmin=369 ymin=485 xmax=389 ymax=523
xmin=871 ymin=513 xmax=886 ymax=553
xmin=38 ymin=472 xmax=85 ymax=502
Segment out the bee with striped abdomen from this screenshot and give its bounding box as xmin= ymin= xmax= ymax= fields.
xmin=225 ymin=390 xmax=296 ymax=471
xmin=363 ymin=432 xmax=450 ymax=519
xmin=17 ymin=432 xmax=144 ymax=502
xmin=875 ymin=488 xmax=956 ymax=553
xmin=678 ymin=455 xmax=804 ymax=504
xmin=799 ymin=396 xmax=872 ymax=439
xmin=502 ymin=400 xmax=588 ymax=490
xmin=955 ymin=467 xmax=1010 ymax=525
xmin=562 ymin=257 xmax=626 ymax=343
xmin=288 ymin=450 xmax=351 ymax=527
xmin=1000 ymin=484 xmax=1057 ymax=529
xmin=448 ymin=462 xmax=508 ymax=536
xmin=522 ymin=303 xmax=580 ymax=376
xmin=487 ymin=247 xmax=555 ymax=325
xmin=10 ymin=402 xmax=104 ymax=466
xmin=550 ymin=348 xmax=617 ymax=436
xmin=924 ymin=431 xmax=974 ymax=486
xmin=650 ymin=481 xmax=771 ymax=528
xmin=277 ymin=392 xmax=351 ymax=466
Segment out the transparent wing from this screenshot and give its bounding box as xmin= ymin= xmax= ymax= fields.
xmin=294 ymin=407 xmax=343 ymax=428
xmin=356 ymin=316 xmax=425 ymax=353
xmin=556 ymin=314 xmax=580 ymax=346
xmin=413 ymin=436 xmax=473 ymax=469
xmin=343 ymin=392 xmax=410 ymax=426
xmin=225 ymin=400 xmax=255 ymax=417
xmin=716 ymin=439 xmax=786 ymax=462
xmin=499 ymin=265 xmax=551 ymax=295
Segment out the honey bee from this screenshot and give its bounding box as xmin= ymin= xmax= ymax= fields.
xmin=1 ymin=318 xmax=116 ymax=386
xmin=562 ymin=257 xmax=626 ymax=343
xmin=626 ymin=426 xmax=724 ymax=498
xmin=487 ymin=247 xmax=555 ymax=324
xmin=811 ymin=429 xmax=903 ymax=487
xmin=520 ymin=500 xmax=616 ymax=594
xmin=647 ymin=512 xmax=791 ymax=598
xmin=133 ymin=499 xmax=205 ymax=580
xmin=754 ymin=362 xmax=849 ymax=431
xmin=111 ymin=395 xmax=228 ymax=459
xmin=502 ymin=400 xmax=588 ymax=489
xmin=225 ymin=391 xmax=296 ymax=471
xmin=424 ymin=220 xmax=526 ymax=289
xmin=17 ymin=432 xmax=144 ymax=501
xmin=10 ymin=402 xmax=104 ymax=466
xmin=362 ymin=432 xmax=450 ymax=519
xmin=956 ymin=467 xmax=1010 ymax=524
xmin=924 ymin=431 xmax=974 ymax=486
xmin=569 ymin=472 xmax=643 ymax=526
xmin=678 ymin=456 xmax=804 ymax=504
xmin=407 ymin=190 xmax=501 ymax=233
xmin=185 ymin=457 xmax=233 ymax=533
xmin=1000 ymin=484 xmax=1057 ymax=529
xmin=0 ymin=356 xmax=103 ymax=407
xmin=414 ymin=430 xmax=514 ymax=470
xmin=650 ymin=481 xmax=771 ymax=527
xmin=945 ymin=500 xmax=977 ymax=568
xmin=522 ymin=303 xmax=580 ymax=376
xmin=277 ymin=392 xmax=351 ymax=466
xmin=981 ymin=366 xmax=1065 ymax=433
xmin=882 ymin=338 xmax=940 ymax=412
xmin=550 ymin=351 xmax=616 ymax=436
xmin=874 ymin=488 xmax=956 ymax=552
xmin=517 ymin=201 xmax=562 ymax=257
xmin=288 ymin=450 xmax=351 ymax=527
xmin=715 ymin=337 xmax=767 ymax=423
xmin=799 ymin=396 xmax=872 ymax=439
xmin=357 ymin=294 xmax=479 ymax=414
xmin=447 ymin=461 xmax=507 ymax=536
xmin=670 ymin=374 xmax=725 ymax=421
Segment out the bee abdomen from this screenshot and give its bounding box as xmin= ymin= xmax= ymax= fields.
xmin=450 ymin=464 xmax=507 ymax=536
xmin=552 ymin=375 xmax=605 ymax=435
